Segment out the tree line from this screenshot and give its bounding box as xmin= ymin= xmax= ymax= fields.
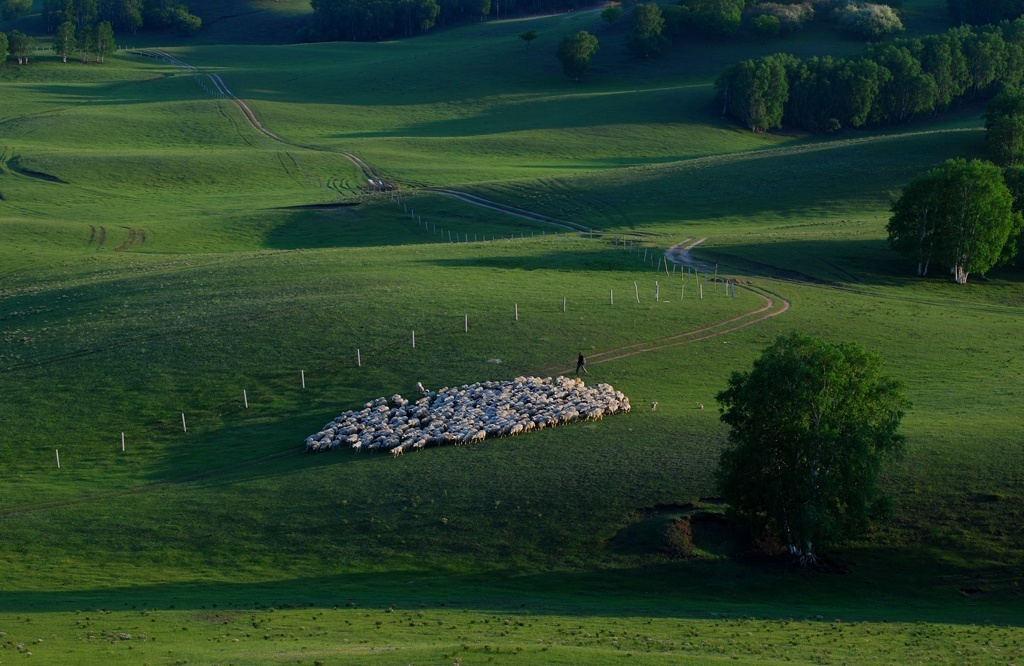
xmin=0 ymin=23 xmax=116 ymax=64
xmin=885 ymin=90 xmax=1024 ymax=284
xmin=306 ymin=0 xmax=587 ymax=42
xmin=716 ymin=19 xmax=1024 ymax=133
xmin=40 ymin=0 xmax=200 ymax=36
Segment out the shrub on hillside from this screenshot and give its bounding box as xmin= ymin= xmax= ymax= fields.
xmin=143 ymin=0 xmax=201 ymax=36
xmin=665 ymin=518 xmax=694 ymax=557
xmin=833 ymin=2 xmax=903 ymax=39
xmin=752 ymin=13 xmax=782 ymax=37
xmin=748 ymin=2 xmax=815 ymax=34
xmin=676 ymin=0 xmax=744 ymax=39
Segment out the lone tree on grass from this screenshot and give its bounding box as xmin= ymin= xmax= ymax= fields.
xmin=627 ymin=3 xmax=667 ymax=58
xmin=887 ymin=158 xmax=1021 ymax=283
xmin=716 ymin=333 xmax=909 ymax=565
xmin=518 ymin=29 xmax=537 ymax=49
xmin=556 ymin=30 xmax=598 ymax=82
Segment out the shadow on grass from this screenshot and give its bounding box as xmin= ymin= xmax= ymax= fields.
xmin=418 ymin=247 xmax=655 ymax=273
xmin=696 ymin=238 xmax=907 ymax=287
xmin=1 ymin=555 xmax=1021 ymax=625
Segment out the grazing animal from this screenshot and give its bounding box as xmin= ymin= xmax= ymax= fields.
xmin=651 ymin=401 xmax=658 ymax=411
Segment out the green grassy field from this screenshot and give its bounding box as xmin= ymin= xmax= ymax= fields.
xmin=2 ymin=1 xmax=1023 ymax=663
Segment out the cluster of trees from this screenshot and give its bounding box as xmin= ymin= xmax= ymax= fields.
xmin=556 ymin=29 xmax=598 ymax=80
xmin=717 ymin=333 xmax=908 ymax=563
xmin=40 ymin=0 xmax=200 ymax=36
xmin=307 ymin=0 xmax=584 ymax=42
xmin=887 ymin=158 xmax=1022 ymax=283
xmin=985 ymin=85 xmax=1024 ymax=165
xmin=716 ymin=20 xmax=1024 ymax=132
xmin=0 ymin=24 xmax=116 ymax=65
xmin=0 ymin=30 xmax=37 ymax=64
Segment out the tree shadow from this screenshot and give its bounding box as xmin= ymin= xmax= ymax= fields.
xmin=1 ymin=555 xmax=1021 ymax=625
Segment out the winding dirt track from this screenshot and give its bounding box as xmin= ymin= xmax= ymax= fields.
xmin=535 ymin=238 xmax=791 ymax=375
xmin=129 ymin=49 xmax=793 ymax=367
xmin=0 ymin=57 xmax=797 ymax=520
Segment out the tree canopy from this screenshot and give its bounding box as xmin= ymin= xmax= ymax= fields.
xmin=555 ymin=30 xmax=598 ymax=82
xmin=627 ymin=3 xmax=667 ymax=58
xmin=985 ymin=86 xmax=1024 ymax=165
xmin=518 ymin=29 xmax=537 ymax=48
xmin=887 ymin=158 xmax=1022 ymax=282
xmin=717 ymin=19 xmax=1024 ymax=133
xmin=53 ymin=21 xmax=76 ymax=62
xmin=42 ymin=0 xmax=195 ymax=35
xmin=716 ymin=333 xmax=909 ymax=562
xmin=8 ymin=30 xmax=35 ymax=65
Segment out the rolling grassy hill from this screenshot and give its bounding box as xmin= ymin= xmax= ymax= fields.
xmin=1 ymin=1 xmax=1022 ymax=663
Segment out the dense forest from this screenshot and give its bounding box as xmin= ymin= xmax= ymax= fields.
xmin=716 ymin=19 xmax=1024 ymax=132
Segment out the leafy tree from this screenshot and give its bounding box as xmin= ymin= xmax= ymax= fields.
xmin=93 ymin=20 xmax=115 ymax=62
xmin=555 ymin=30 xmax=598 ymax=82
xmin=835 ymin=3 xmax=904 ymax=40
xmin=716 ymin=53 xmax=790 ymax=132
xmin=1 ymin=0 xmax=32 ymax=21
xmin=52 ymin=0 xmax=75 ymax=28
xmin=0 ymin=32 xmax=7 ymax=63
xmin=98 ymin=0 xmax=142 ymax=33
xmin=677 ymin=0 xmax=743 ymax=39
xmin=888 ymin=158 xmax=1021 ymax=283
xmin=627 ymin=3 xmax=667 ymax=58
xmin=1000 ymin=165 xmax=1024 ymax=266
xmin=886 ymin=168 xmax=946 ymax=275
xmin=171 ymin=5 xmax=200 ymax=34
xmin=987 ymin=113 xmax=1024 ymax=165
xmin=72 ymin=0 xmax=98 ymax=27
xmin=53 ymin=20 xmax=76 ymax=62
xmin=716 ymin=333 xmax=909 ymax=563
xmin=76 ymin=23 xmax=92 ymax=61
xmin=869 ymin=45 xmax=938 ymax=123
xmin=8 ymin=30 xmax=35 ymax=64
xmin=917 ymin=33 xmax=969 ymax=109
xmin=518 ymin=28 xmax=537 ymax=49
xmin=834 ymin=56 xmax=888 ymax=127
xmin=987 ymin=87 xmax=1024 ymax=165
xmin=960 ymin=26 xmax=1006 ymax=96
xmin=753 ymin=14 xmax=781 ymax=38
xmin=600 ymin=5 xmax=621 ymax=22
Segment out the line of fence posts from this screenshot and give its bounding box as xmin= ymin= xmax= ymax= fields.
xmin=44 ymin=267 xmax=742 ymax=470
xmin=44 ymin=187 xmax=744 ymax=467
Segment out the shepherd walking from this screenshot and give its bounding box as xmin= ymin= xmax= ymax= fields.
xmin=576 ymin=352 xmax=588 ymax=375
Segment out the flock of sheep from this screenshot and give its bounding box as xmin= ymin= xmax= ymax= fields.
xmin=305 ymin=375 xmax=631 ymax=456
